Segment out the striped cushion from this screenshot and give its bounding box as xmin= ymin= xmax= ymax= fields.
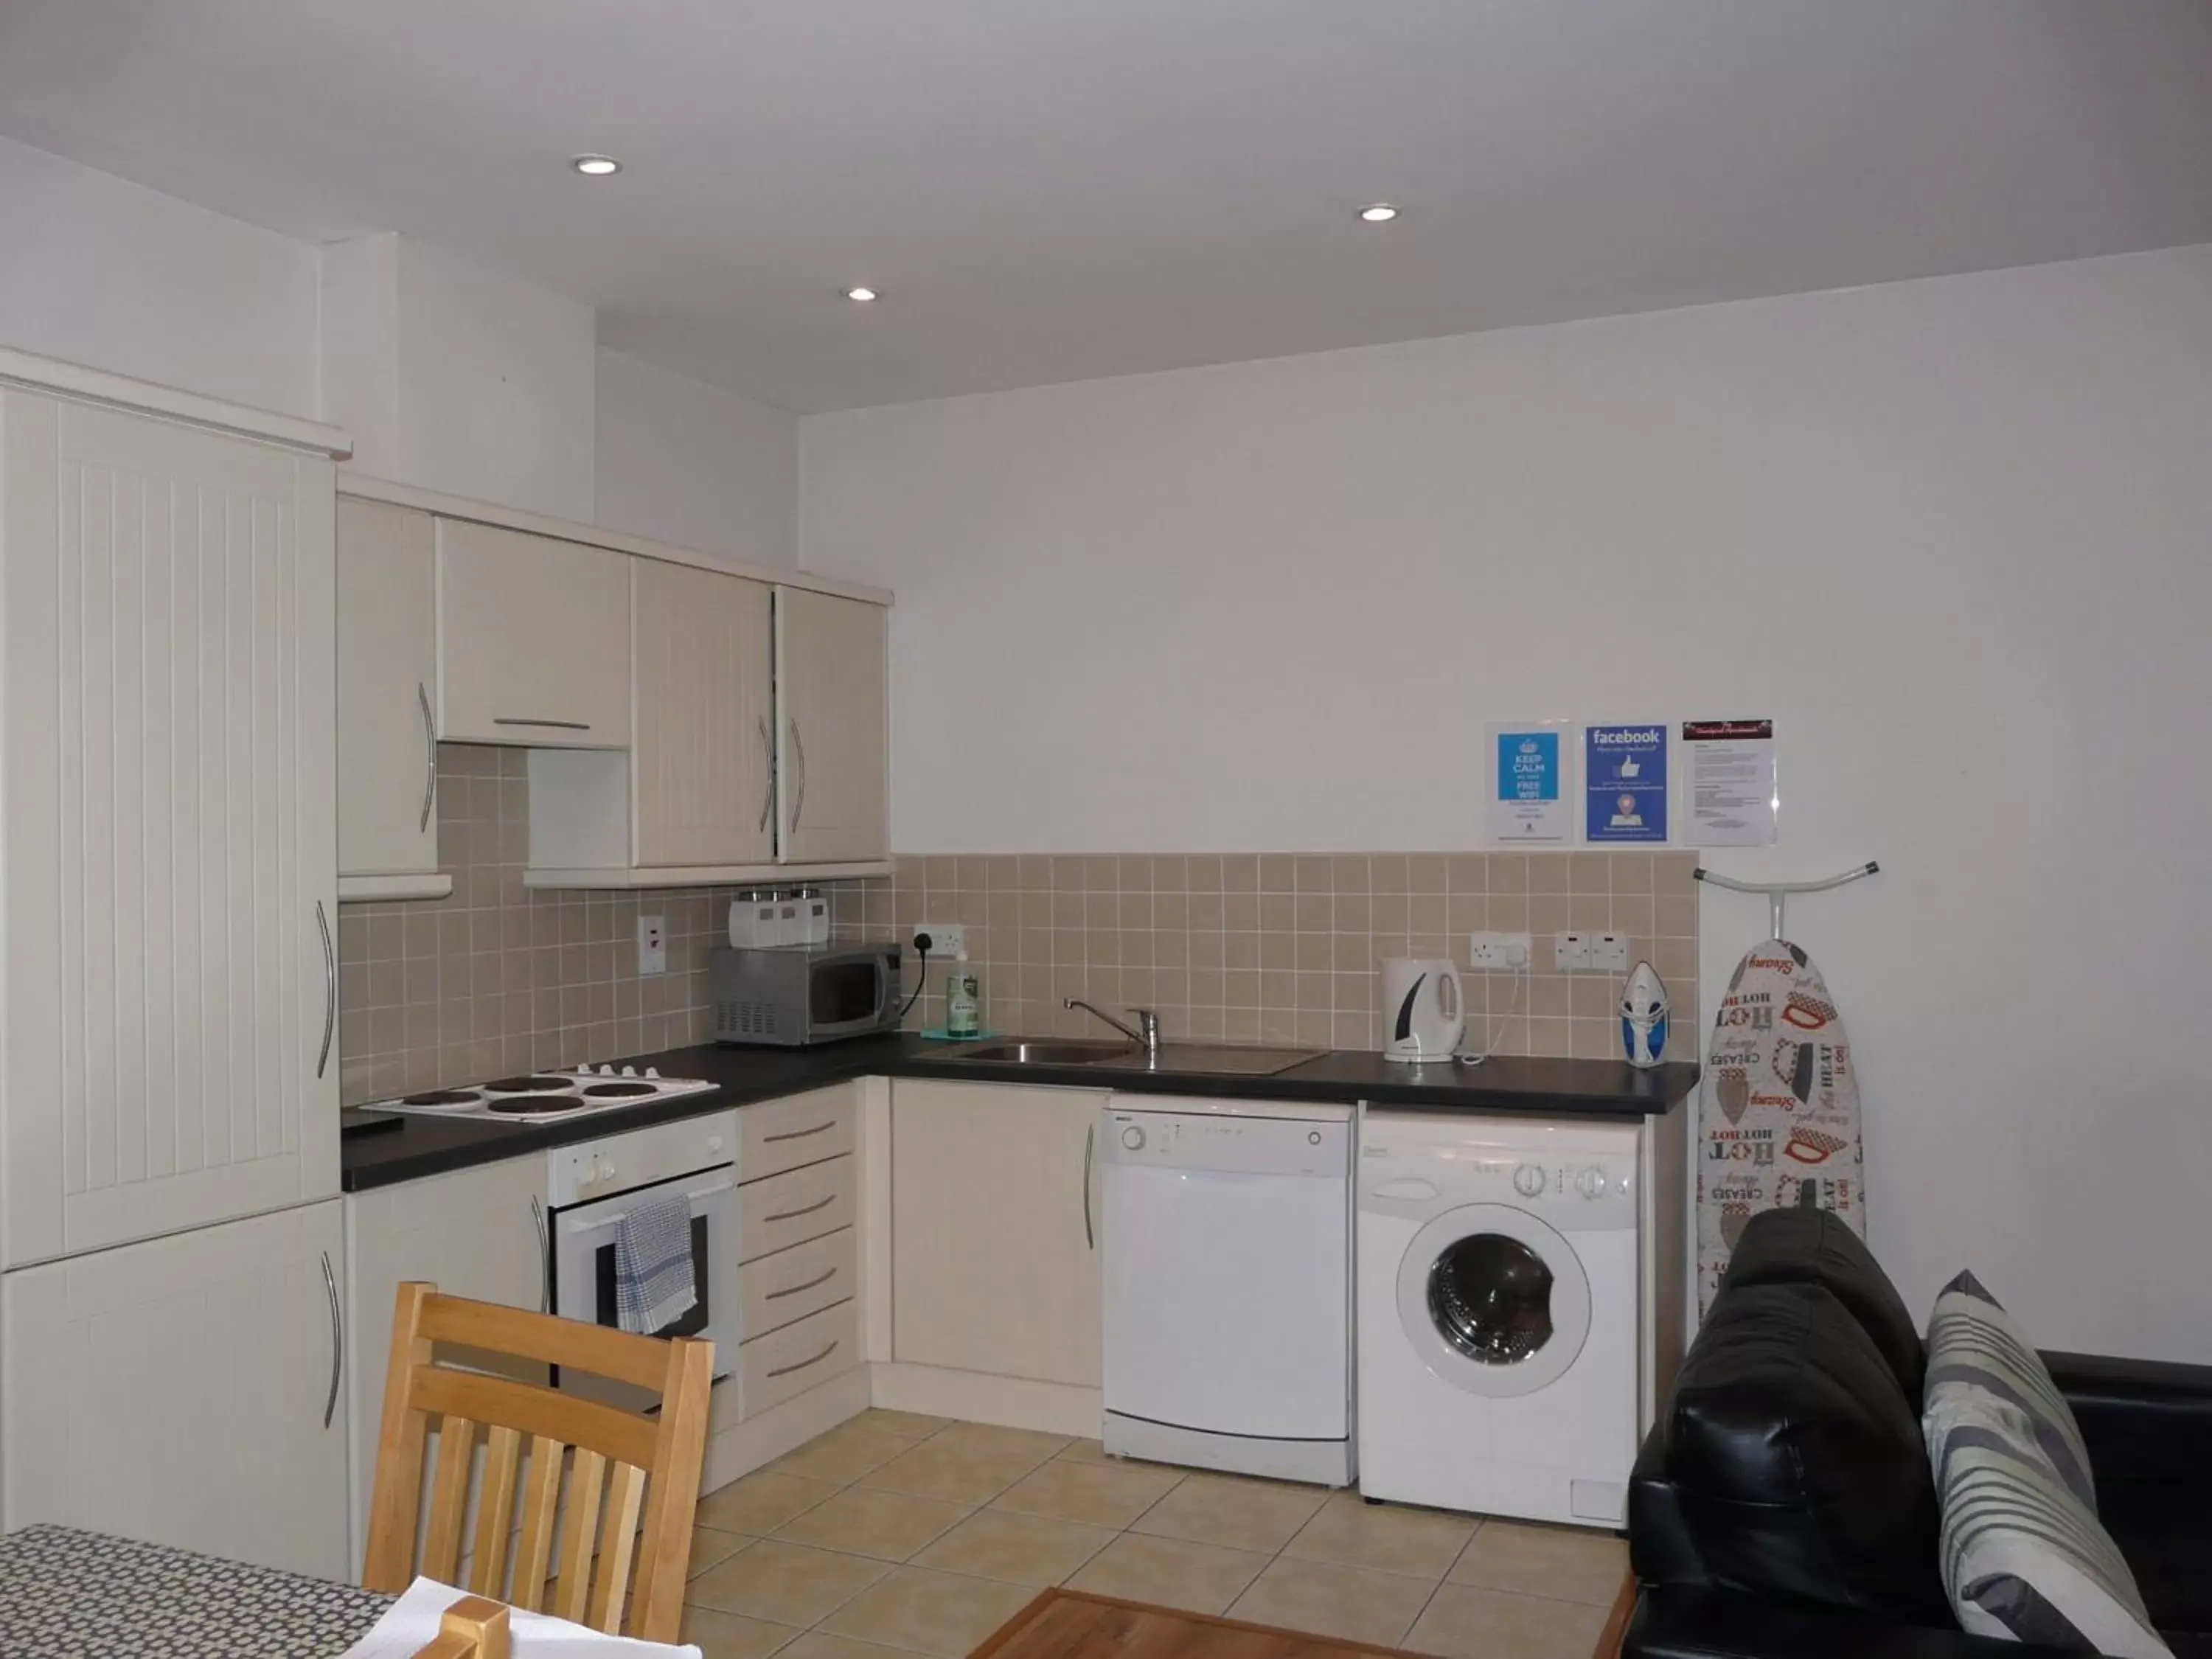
xmin=1924 ymin=1272 xmax=2171 ymax=1657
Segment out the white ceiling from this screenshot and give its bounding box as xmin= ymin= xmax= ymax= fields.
xmin=3 ymin=1 xmax=2209 ymax=412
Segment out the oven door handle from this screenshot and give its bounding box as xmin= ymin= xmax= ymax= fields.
xmin=564 ymin=1176 xmax=736 ymax=1233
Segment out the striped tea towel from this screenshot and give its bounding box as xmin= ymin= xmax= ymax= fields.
xmin=613 ymin=1191 xmax=696 ymax=1335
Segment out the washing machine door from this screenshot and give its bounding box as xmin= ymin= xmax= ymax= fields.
xmin=1394 ymin=1203 xmax=1591 ymax=1398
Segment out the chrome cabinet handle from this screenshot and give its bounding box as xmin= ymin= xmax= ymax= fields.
xmin=765 ymin=1265 xmax=838 ymax=1301
xmin=789 ymin=717 xmax=807 ymax=831
xmin=492 ymin=717 xmax=591 ymax=731
xmin=756 ymin=715 xmax=775 ymax=834
xmin=766 ymin=1340 xmax=838 ymax=1380
xmin=1082 ymin=1123 xmax=1095 ymax=1251
xmin=530 ymin=1196 xmax=549 ymax=1313
xmin=320 ymin=1251 xmax=342 ymax=1430
xmin=417 ymin=681 xmax=437 ymax=832
xmin=762 ymin=1120 xmax=836 ymax=1144
xmin=316 ymin=901 xmax=335 ymax=1079
xmin=765 ymin=1193 xmax=837 ymax=1224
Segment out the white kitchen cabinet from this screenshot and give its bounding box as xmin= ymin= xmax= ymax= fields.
xmin=633 ymin=557 xmax=776 ymax=867
xmin=337 ymin=496 xmax=448 ymax=900
xmin=436 ymin=518 xmax=630 ymax=745
xmin=344 ymin=1157 xmax=550 ymax=1571
xmin=1 ymin=385 xmax=341 ymax=1267
xmin=776 ymin=587 xmax=888 ymax=864
xmin=0 ymin=1200 xmax=350 ymax=1579
xmin=890 ymin=1081 xmax=1105 ymax=1387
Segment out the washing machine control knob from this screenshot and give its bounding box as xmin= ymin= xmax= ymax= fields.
xmin=1121 ymin=1125 xmax=1146 ymax=1150
xmin=1575 ymin=1166 xmax=1607 ymax=1199
xmin=1513 ymin=1162 xmax=1545 ymax=1197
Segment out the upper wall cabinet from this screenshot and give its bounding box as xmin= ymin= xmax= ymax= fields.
xmin=778 ymin=588 xmax=889 ymax=866
xmin=336 ymin=498 xmax=448 ymax=901
xmin=436 ymin=518 xmax=630 ymax=745
xmin=1 ymin=383 xmax=341 ymax=1267
xmin=634 ymin=558 xmax=776 ymax=868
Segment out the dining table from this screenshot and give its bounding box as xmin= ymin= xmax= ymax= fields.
xmin=0 ymin=1524 xmax=396 ymax=1658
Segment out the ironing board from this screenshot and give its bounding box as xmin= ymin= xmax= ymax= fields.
xmin=1697 ymin=937 xmax=1864 ymax=1317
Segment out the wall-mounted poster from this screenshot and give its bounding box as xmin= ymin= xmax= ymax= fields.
xmin=1486 ymin=723 xmax=1572 ymax=842
xmin=1584 ymin=723 xmax=1669 ymax=844
xmin=1683 ymin=718 xmax=1778 ymax=846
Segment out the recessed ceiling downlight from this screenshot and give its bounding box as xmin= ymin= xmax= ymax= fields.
xmin=845 ymin=287 xmax=879 ymax=303
xmin=571 ymin=155 xmax=622 ymax=177
xmin=1358 ymin=203 xmax=1399 ymax=223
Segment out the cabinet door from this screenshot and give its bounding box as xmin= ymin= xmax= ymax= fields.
xmin=337 ymin=498 xmax=439 ymax=877
xmin=1 ymin=391 xmax=338 ymax=1267
xmin=344 ymin=1157 xmax=550 ymax=1572
xmin=437 ymin=519 xmax=630 ymax=745
xmin=1 ymin=1200 xmax=350 ymax=1580
xmin=776 ymin=588 xmax=887 ymax=863
xmin=891 ymin=1082 xmax=1104 ymax=1386
xmin=634 ymin=560 xmax=775 ymax=866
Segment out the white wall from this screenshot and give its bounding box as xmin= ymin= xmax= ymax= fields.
xmin=804 ymin=244 xmax=2212 ymax=1364
xmin=0 ymin=134 xmax=318 ymax=416
xmin=595 ymin=349 xmax=799 ymax=568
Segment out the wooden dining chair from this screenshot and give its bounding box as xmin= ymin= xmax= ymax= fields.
xmin=409 ymin=1596 xmax=511 ymax=1659
xmin=364 ymin=1281 xmax=716 ymax=1645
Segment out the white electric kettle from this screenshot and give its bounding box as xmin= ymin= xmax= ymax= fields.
xmin=1382 ymin=956 xmax=1465 ymax=1062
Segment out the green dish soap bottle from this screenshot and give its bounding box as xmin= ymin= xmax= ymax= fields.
xmin=946 ymin=949 xmax=981 ymax=1039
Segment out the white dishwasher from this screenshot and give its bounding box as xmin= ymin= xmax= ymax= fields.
xmin=1101 ymin=1096 xmax=1355 ymax=1486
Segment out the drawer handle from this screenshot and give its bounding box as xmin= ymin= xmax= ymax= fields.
xmin=765 ymin=1339 xmax=838 ymax=1380
xmin=492 ymin=717 xmax=591 ymax=731
xmin=765 ymin=1194 xmax=837 ymax=1223
xmin=762 ymin=1119 xmax=838 ymax=1144
xmin=765 ymin=1265 xmax=839 ymax=1301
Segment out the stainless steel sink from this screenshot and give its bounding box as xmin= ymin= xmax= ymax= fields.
xmin=919 ymin=1037 xmax=1321 ymax=1077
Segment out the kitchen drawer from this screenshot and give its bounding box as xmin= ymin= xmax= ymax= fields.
xmin=741 ymin=1298 xmax=859 ymax=1419
xmin=739 ymin=1155 xmax=855 ymax=1264
xmin=740 ymin=1088 xmax=856 ymax=1183
xmin=737 ymin=1227 xmax=856 ymax=1342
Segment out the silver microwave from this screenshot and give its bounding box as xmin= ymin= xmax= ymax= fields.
xmin=709 ymin=943 xmax=903 ymax=1046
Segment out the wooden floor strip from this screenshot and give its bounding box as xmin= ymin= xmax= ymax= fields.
xmin=969 ymin=1587 xmax=1427 ymax=1659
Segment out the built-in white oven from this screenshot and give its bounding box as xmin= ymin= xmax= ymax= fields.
xmin=548 ymin=1110 xmax=740 ymax=1406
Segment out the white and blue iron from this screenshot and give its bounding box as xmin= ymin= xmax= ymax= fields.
xmin=1621 ymin=961 xmax=1669 ymax=1068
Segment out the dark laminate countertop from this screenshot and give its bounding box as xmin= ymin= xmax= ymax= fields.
xmin=342 ymin=1034 xmax=1699 ymax=1192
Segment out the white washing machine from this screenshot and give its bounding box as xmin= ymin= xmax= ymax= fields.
xmin=1357 ymin=1110 xmax=1641 ymax=1527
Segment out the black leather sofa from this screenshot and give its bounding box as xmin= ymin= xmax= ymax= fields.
xmin=1624 ymin=1208 xmax=2212 ymax=1658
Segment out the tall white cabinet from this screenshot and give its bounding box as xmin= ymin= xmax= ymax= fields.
xmin=0 ymin=1199 xmax=351 ymax=1580
xmin=1 ymin=381 xmax=342 ymax=1269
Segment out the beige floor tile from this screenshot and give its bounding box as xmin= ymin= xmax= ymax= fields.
xmin=689 ymin=1525 xmax=754 ymax=1578
xmin=1052 ymin=1437 xmax=1114 ymax=1464
xmin=925 ymin=1422 xmax=1071 ymax=1464
xmin=777 ymin=1633 xmax=933 ymax=1659
xmin=1449 ymin=1519 xmax=1630 ymax=1607
xmin=772 ymin=1486 xmax=974 ymax=1562
xmin=1283 ymin=1490 xmax=1478 ymax=1579
xmin=990 ymin=1457 xmax=1185 ymax=1528
xmin=1228 ymin=1557 xmax=1436 ymax=1649
xmin=911 ymin=1508 xmax=1118 ymax=1587
xmin=1129 ymin=1471 xmax=1329 ymax=1554
xmin=685 ymin=1540 xmax=891 ymax=1627
xmin=859 ymin=1439 xmax=1048 ymax=1506
xmin=1065 ymin=1531 xmax=1270 ymax=1616
xmin=678 ymin=1605 xmax=801 ymax=1659
xmin=1402 ymin=1582 xmax=1610 ymax=1659
xmin=818 ymin=1565 xmax=1038 ymax=1658
xmin=846 ymin=1408 xmax=953 ymax=1440
xmin=698 ymin=1472 xmax=842 ymax=1537
xmin=769 ymin=1423 xmax=917 ymax=1485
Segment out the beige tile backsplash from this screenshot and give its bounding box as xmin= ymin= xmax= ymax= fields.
xmin=339 ymin=748 xmax=1700 ymax=1102
xmin=835 ymin=852 xmax=1699 ymax=1061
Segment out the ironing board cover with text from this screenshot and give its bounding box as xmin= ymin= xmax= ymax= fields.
xmin=1697 ymin=937 xmax=1864 ymax=1318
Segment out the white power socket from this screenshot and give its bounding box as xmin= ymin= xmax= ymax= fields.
xmin=1589 ymin=932 xmax=1631 ymax=971
xmin=637 ymin=914 xmax=667 ymax=975
xmin=1469 ymin=931 xmax=1531 ymax=971
xmin=916 ymin=922 xmax=964 ymax=959
xmin=1556 ymin=931 xmax=1631 ymax=972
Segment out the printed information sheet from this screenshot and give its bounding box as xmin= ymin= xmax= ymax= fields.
xmin=1683 ymin=718 xmax=1778 ymax=846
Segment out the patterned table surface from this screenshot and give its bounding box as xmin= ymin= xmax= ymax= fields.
xmin=0 ymin=1525 xmax=395 ymax=1658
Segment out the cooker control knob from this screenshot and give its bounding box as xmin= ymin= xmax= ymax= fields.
xmin=1576 ymin=1166 xmax=1607 ymax=1199
xmin=707 ymin=1136 xmax=725 ymax=1154
xmin=1513 ymin=1163 xmax=1545 ymax=1197
xmin=598 ymin=1159 xmax=617 ymax=1183
xmin=1121 ymin=1125 xmax=1146 ymax=1150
